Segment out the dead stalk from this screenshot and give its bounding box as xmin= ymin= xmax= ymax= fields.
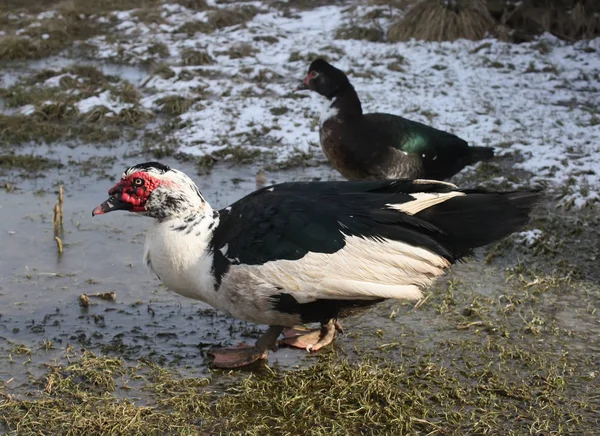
xmin=58 ymin=185 xmax=64 ymax=226
xmin=53 ymin=203 xmax=60 ymax=232
xmin=54 ymin=236 xmax=63 ymax=254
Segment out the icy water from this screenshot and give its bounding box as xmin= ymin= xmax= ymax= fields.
xmin=0 ymin=149 xmax=345 ymax=384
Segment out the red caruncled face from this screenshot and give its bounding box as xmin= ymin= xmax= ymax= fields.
xmin=92 ymin=171 xmax=163 ymax=216
xmin=110 ymin=172 xmax=162 ymax=212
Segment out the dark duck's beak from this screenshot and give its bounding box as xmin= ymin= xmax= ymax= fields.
xmin=92 ymin=184 xmax=133 ymax=216
xmin=294 ymin=77 xmax=309 ymax=92
xmin=92 ymin=196 xmax=132 ymax=216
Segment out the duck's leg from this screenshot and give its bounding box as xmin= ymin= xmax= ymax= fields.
xmin=208 ymin=325 xmax=283 ymax=369
xmin=280 ymin=320 xmax=343 ymax=351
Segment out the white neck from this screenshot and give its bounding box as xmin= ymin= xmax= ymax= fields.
xmin=143 ymin=209 xmax=221 ymax=305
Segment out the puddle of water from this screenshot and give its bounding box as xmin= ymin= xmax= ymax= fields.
xmin=0 ymin=148 xmax=343 ymax=386
xmin=0 ymin=58 xmax=149 ymax=89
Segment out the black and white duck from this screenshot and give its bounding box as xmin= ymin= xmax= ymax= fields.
xmin=93 ymin=162 xmax=538 ymax=368
xmin=297 ymin=59 xmax=495 ymax=181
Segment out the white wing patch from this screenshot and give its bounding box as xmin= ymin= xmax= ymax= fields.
xmin=220 ymin=235 xmax=450 ymax=317
xmin=219 ymin=243 xmax=229 ymax=257
xmin=319 ymin=97 xmax=339 ymax=125
xmin=388 ymin=191 xmax=465 ymax=215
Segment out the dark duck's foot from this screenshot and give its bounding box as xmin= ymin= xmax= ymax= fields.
xmin=280 ymin=320 xmax=343 ymax=352
xmin=208 ymin=325 xmax=283 ymax=369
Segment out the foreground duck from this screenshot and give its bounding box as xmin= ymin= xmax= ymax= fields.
xmin=93 ymin=162 xmax=538 ymax=368
xmin=297 ymin=59 xmax=495 ymax=181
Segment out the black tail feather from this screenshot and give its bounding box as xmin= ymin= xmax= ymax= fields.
xmin=416 ymin=189 xmax=542 ymax=259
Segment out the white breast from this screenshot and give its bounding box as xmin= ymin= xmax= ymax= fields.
xmin=143 ymin=217 xmax=217 ymax=306
xmin=319 ymin=96 xmax=338 ymax=126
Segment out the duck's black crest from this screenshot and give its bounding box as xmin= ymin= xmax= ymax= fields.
xmin=126 ymin=161 xmax=172 ymax=175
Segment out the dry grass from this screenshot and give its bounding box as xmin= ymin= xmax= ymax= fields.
xmin=176 ymin=20 xmax=214 ymax=35
xmin=335 ymin=24 xmax=385 ymax=42
xmin=0 ymin=347 xmax=596 ymax=435
xmin=0 ymin=64 xmax=154 ymax=141
xmin=383 ymin=0 xmax=600 ymax=42
xmin=155 ymin=96 xmax=198 ymax=116
xmin=0 ymin=153 xmax=63 ymax=172
xmin=225 ymin=43 xmax=258 ymax=59
xmin=147 ymin=42 xmax=170 ymax=58
xmin=152 ymin=63 xmax=176 ymax=80
xmin=206 ymin=6 xmax=258 ymax=29
xmin=0 ymin=0 xmax=163 ymax=61
xmin=388 ymin=0 xmax=496 ymax=41
xmin=0 ymin=37 xmax=39 ymax=60
xmin=0 ymin=114 xmax=121 ymax=144
xmin=174 ymin=0 xmax=209 ymax=10
xmin=180 ymin=48 xmax=214 ymax=66
xmin=488 ymin=0 xmax=600 ymax=41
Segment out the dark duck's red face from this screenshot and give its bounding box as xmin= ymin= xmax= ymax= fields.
xmin=296 ymin=58 xmax=351 ymax=100
xmin=92 ymin=161 xmax=206 ymax=220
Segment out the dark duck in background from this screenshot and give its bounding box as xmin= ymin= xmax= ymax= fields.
xmin=93 ymin=162 xmax=539 ymax=369
xmin=296 ymin=59 xmax=495 ymax=181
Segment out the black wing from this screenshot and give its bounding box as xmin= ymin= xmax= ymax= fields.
xmin=208 ymin=180 xmax=458 ymax=287
xmin=364 ymin=113 xmax=493 ymax=180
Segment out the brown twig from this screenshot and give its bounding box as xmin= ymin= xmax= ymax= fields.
xmin=58 ymin=185 xmax=64 ymax=226
xmin=54 ymin=236 xmax=63 ymax=253
xmin=87 ymin=292 xmax=117 ymax=301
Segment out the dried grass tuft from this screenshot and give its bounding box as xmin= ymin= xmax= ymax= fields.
xmin=0 ymin=36 xmax=39 ymax=60
xmin=388 ymin=0 xmax=495 ymax=41
xmin=180 ymin=48 xmax=214 ymax=66
xmin=206 ymin=6 xmax=258 ymax=29
xmin=489 ymin=0 xmax=600 ymax=41
xmin=335 ymin=24 xmax=385 ymax=42
xmin=175 ymin=0 xmax=209 ymax=10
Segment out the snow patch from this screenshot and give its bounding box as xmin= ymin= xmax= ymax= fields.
xmin=514 ymin=229 xmax=543 ymax=247
xmin=76 ymin=90 xmax=133 ymax=114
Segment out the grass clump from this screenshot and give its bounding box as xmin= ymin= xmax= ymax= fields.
xmin=0 ymin=114 xmax=66 ymax=144
xmin=213 ymin=146 xmax=263 ymax=165
xmin=335 ymin=24 xmax=385 ymax=42
xmin=152 ymin=63 xmax=176 ymax=80
xmin=488 ymin=0 xmax=600 ymax=41
xmin=155 ymin=96 xmax=197 ymax=116
xmin=0 ymin=154 xmax=63 ymax=172
xmin=0 ymin=11 xmax=99 ymax=60
xmin=206 ymin=6 xmax=258 ymax=29
xmin=0 ymin=0 xmax=168 ymax=61
xmin=388 ymin=0 xmax=495 ymax=41
xmin=0 ymin=114 xmax=120 ymax=145
xmin=225 ymin=43 xmax=257 ymax=59
xmin=174 ymin=0 xmax=209 ymax=10
xmin=180 ymin=48 xmax=214 ymax=66
xmin=0 ymin=65 xmax=122 ymax=109
xmin=147 ymin=42 xmax=170 ymax=58
xmin=176 ymin=20 xmax=214 ymax=35
xmin=0 ymin=350 xmax=595 ymax=435
xmin=0 ymin=36 xmax=39 ymax=61
xmin=0 ymin=65 xmax=153 ymax=143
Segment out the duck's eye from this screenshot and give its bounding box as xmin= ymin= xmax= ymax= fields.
xmin=133 ymin=178 xmax=144 ymax=186
xmin=309 ymin=70 xmax=319 ymax=79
